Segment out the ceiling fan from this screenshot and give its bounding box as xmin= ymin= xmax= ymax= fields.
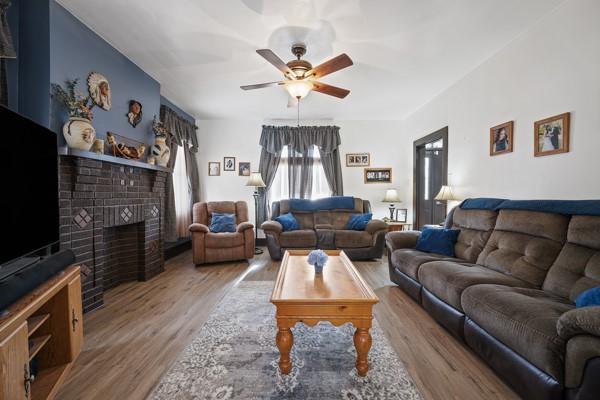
xmin=241 ymin=43 xmax=353 ymax=105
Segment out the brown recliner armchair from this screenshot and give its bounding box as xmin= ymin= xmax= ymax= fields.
xmin=189 ymin=201 xmax=254 ymax=265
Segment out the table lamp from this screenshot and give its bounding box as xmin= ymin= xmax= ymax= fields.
xmin=434 ymin=185 xmax=457 ymax=202
xmin=382 ymin=189 xmax=402 ymax=221
xmin=246 ymin=172 xmax=266 ymax=254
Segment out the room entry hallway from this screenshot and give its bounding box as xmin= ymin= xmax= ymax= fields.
xmin=56 ymin=250 xmax=517 ymax=400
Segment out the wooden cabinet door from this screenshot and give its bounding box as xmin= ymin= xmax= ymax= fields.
xmin=67 ymin=275 xmax=83 ymax=361
xmin=0 ymin=322 xmax=30 ymax=400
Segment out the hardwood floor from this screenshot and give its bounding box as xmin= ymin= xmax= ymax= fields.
xmin=56 ymin=249 xmax=518 ymax=400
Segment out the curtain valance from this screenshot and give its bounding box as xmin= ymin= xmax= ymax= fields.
xmin=260 ymin=125 xmax=341 ymax=154
xmin=160 ymin=105 xmax=199 ymax=153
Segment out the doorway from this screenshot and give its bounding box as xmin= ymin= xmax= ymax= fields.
xmin=413 ymin=127 xmax=448 ymax=229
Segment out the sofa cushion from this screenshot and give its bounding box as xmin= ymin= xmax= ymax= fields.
xmin=418 ymin=260 xmax=531 ymax=311
xmin=391 ymin=249 xmax=461 ymax=280
xmin=476 ymin=209 xmax=569 ymax=287
xmin=335 ymin=230 xmax=372 ymax=248
xmin=279 ymin=229 xmax=317 ymax=248
xmin=451 ymin=208 xmax=498 ymax=262
xmin=462 ymin=284 xmax=574 ymax=381
xmin=205 ymin=232 xmax=244 ymax=248
xmin=209 ymin=213 xmax=236 ymax=233
xmin=542 ymin=216 xmax=600 ymax=302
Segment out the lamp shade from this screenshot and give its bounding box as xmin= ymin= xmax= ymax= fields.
xmin=434 ymin=185 xmax=457 ymax=201
xmin=245 ymin=172 xmax=266 ymax=188
xmin=382 ymin=189 xmax=402 ymax=203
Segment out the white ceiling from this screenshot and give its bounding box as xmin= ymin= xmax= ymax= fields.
xmin=58 ymin=0 xmax=564 ymax=121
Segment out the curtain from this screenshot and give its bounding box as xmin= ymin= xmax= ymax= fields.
xmin=257 ymin=125 xmax=343 ymax=223
xmin=0 ymin=0 xmax=16 ymax=107
xmin=160 ymin=105 xmax=199 ymax=242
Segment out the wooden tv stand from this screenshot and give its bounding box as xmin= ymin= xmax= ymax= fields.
xmin=0 ymin=266 xmax=83 ymax=400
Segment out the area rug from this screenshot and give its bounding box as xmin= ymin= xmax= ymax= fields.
xmin=149 ymin=281 xmax=421 ymax=400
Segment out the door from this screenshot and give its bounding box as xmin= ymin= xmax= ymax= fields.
xmin=0 ymin=322 xmax=30 ymax=400
xmin=68 ymin=275 xmax=83 ymax=360
xmin=414 ymin=127 xmax=448 ymax=229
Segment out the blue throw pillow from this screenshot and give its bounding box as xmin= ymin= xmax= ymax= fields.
xmin=209 ymin=212 xmax=236 ymax=233
xmin=346 ymin=213 xmax=372 ymax=231
xmin=575 ymin=286 xmax=600 ymax=308
xmin=275 ymin=213 xmax=300 ymax=231
xmin=415 ymin=227 xmax=460 ymax=257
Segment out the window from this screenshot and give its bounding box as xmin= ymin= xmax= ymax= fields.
xmin=172 ymin=146 xmax=192 ymax=237
xmin=270 ymin=145 xmax=331 ymax=203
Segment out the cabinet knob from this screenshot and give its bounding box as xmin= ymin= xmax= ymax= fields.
xmin=72 ymin=309 xmax=79 ymax=332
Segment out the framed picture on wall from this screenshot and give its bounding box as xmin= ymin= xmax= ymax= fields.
xmin=346 ymin=153 xmax=370 ymax=167
xmin=364 ymin=168 xmax=392 ymax=183
xmin=490 ymin=121 xmax=513 ymax=156
xmin=238 ymin=162 xmax=251 ymax=176
xmin=223 ymin=157 xmax=236 ymax=171
xmin=534 ymin=112 xmax=570 ymax=157
xmin=208 ymin=162 xmax=220 ymax=176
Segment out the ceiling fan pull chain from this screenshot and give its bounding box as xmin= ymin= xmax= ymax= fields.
xmin=297 ymin=96 xmax=300 ymax=127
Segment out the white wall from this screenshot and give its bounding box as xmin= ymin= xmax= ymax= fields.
xmin=401 ymin=0 xmax=600 ymax=204
xmin=196 ymin=119 xmax=405 ymax=232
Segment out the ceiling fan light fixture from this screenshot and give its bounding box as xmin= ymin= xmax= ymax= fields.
xmin=285 ymin=80 xmax=312 ymax=99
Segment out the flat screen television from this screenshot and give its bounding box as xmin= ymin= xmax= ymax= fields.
xmin=0 ymin=105 xmax=59 ymax=270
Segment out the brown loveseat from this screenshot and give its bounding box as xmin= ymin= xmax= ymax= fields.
xmin=189 ymin=201 xmax=254 ymax=264
xmin=387 ymin=199 xmax=600 ymax=400
xmin=261 ymin=197 xmax=388 ymax=260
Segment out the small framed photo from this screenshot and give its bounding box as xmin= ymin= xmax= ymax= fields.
xmin=490 ymin=121 xmax=513 ymax=156
xmin=238 ymin=162 xmax=251 ymax=176
xmin=346 ymin=153 xmax=370 ymax=167
xmin=208 ymin=162 xmax=220 ymax=176
xmin=395 ymin=208 xmax=408 ymax=223
xmin=223 ymin=157 xmax=236 ymax=171
xmin=534 ymin=112 xmax=570 ymax=157
xmin=364 ymin=168 xmax=392 ymax=184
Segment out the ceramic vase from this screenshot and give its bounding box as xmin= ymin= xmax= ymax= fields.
xmin=151 ymin=137 xmax=171 ymax=167
xmin=62 ymin=117 xmax=96 ymax=151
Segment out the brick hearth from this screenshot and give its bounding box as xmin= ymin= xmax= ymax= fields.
xmin=58 ymin=154 xmax=168 ymax=313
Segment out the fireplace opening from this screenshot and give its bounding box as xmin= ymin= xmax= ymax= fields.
xmin=103 ymin=222 xmax=146 ymax=290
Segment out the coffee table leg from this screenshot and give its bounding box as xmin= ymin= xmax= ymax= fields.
xmin=354 ymin=327 xmax=372 ymax=376
xmin=276 ymin=326 xmax=293 ymax=374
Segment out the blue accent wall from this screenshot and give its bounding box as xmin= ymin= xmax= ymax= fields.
xmin=49 ymin=2 xmax=160 ymax=146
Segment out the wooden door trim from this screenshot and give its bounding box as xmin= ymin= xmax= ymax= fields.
xmin=413 ymin=127 xmax=448 ymax=229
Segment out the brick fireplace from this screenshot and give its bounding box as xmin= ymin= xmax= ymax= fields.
xmin=58 ymin=149 xmax=169 ymax=313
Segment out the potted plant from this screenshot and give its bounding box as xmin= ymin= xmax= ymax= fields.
xmin=51 ymin=79 xmax=96 ymax=151
xmin=150 ymin=116 xmax=172 ymax=167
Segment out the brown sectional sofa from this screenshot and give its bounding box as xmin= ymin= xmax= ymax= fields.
xmin=261 ymin=197 xmax=388 ymax=260
xmin=386 ymin=200 xmax=600 ymax=400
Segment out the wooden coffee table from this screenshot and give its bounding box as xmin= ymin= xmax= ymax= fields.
xmin=270 ymin=249 xmax=379 ymax=376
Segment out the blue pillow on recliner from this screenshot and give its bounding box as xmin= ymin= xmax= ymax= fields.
xmin=415 ymin=227 xmax=460 ymax=257
xmin=346 ymin=213 xmax=372 ymax=230
xmin=209 ymin=212 xmax=236 ymax=233
xmin=575 ymin=286 xmax=600 ymax=308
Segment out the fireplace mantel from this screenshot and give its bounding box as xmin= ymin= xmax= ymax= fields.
xmin=59 ymin=147 xmax=172 ymax=173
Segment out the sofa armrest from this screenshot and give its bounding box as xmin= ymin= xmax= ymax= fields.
xmin=385 ymin=231 xmax=421 ymax=251
xmin=189 ymin=223 xmax=209 ymax=233
xmin=237 ymin=222 xmax=254 ymax=232
xmin=365 ymin=219 xmax=388 ymax=234
xmin=261 ymin=220 xmax=283 ymax=236
xmin=315 ymin=224 xmax=334 ymax=230
xmin=557 ymin=306 xmax=600 ymax=340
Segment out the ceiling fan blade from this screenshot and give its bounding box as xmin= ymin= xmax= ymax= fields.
xmin=256 ymin=49 xmax=295 ymax=77
xmin=311 ymin=81 xmax=350 ymax=99
xmin=240 ymin=81 xmax=285 ymax=90
xmin=306 ymin=53 xmax=353 ymax=79
xmin=287 ymin=96 xmax=298 ymax=108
